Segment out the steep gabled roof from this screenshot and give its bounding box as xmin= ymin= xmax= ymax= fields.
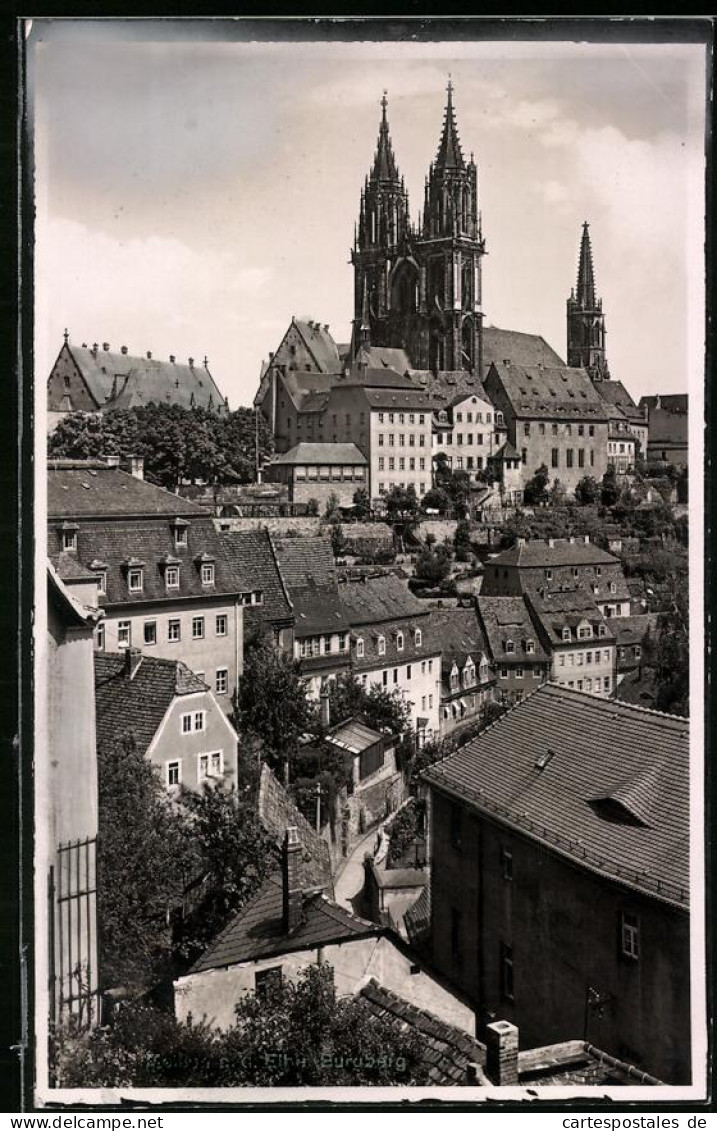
xmin=475 ymin=596 xmax=549 ymax=663
xmin=274 ymin=537 xmax=348 ymax=637
xmin=482 ymin=327 xmax=565 ymax=372
xmin=219 ymin=530 xmax=294 ymax=632
xmin=292 ymin=320 xmax=343 ymax=373
xmin=594 ymin=379 xmax=645 ymax=422
xmin=424 ymin=683 xmax=689 ymax=908
xmin=487 ymin=362 xmax=609 ymax=422
xmin=94 ymin=652 xmax=208 ymax=757
xmin=48 ymin=462 xmax=207 ymax=520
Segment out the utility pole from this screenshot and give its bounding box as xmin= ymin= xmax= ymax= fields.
xmin=315 ymin=781 xmax=326 ymax=834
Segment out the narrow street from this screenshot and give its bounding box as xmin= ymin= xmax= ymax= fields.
xmin=332 ymin=826 xmax=381 ymax=912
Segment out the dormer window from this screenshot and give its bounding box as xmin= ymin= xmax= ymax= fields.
xmin=450 ymin=667 xmax=459 ymax=691
xmin=61 ymin=522 xmax=79 ymax=552
xmin=201 ymin=562 xmax=215 ymax=586
xmin=377 ymin=635 xmax=386 ymax=657
xmin=414 ymin=628 xmax=422 ymax=648
xmin=96 ymin=571 xmax=107 ymax=596
xmin=397 ymin=631 xmax=404 ymax=652
xmin=171 ymin=518 xmax=190 ymax=550
xmin=356 ymin=637 xmax=365 ymax=658
xmin=578 ymin=623 xmax=593 ymax=640
xmin=609 ymin=581 xmax=617 ymax=594
xmin=165 ymin=565 xmax=180 ymax=590
xmin=545 ymin=569 xmax=552 ymax=581
xmin=505 ymin=639 xmax=515 ymax=654
xmin=526 ymin=639 xmax=535 ymax=654
xmin=561 ymin=627 xmax=571 ymax=643
xmin=598 ymin=624 xmax=607 ymax=638
xmin=128 ymin=568 xmax=143 ymax=593
xmin=463 ymin=663 xmax=475 ymax=688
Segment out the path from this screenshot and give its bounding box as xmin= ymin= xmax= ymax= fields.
xmin=333 ymin=826 xmax=380 ymax=912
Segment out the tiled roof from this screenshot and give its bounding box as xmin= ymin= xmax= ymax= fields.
xmin=345 ymin=368 xmax=417 ymax=389
xmin=293 ymin=320 xmax=343 ymax=373
xmin=640 ymin=393 xmax=688 ymax=415
xmin=489 ymin=538 xmax=619 ymax=569
xmin=482 ymin=327 xmax=565 ymax=372
xmin=613 ymin=613 xmax=660 ymax=648
xmin=48 ymin=463 xmax=207 ymax=520
xmin=48 ymin=515 xmax=246 ymax=606
xmin=488 ymin=362 xmax=609 ymax=421
xmin=338 ymin=574 xmax=428 ymax=626
xmin=327 ymin=717 xmax=383 ymax=755
xmin=357 ymin=980 xmax=484 ymax=1085
xmin=475 ymin=597 xmax=549 ymax=663
xmin=526 ymin=590 xmax=615 ymax=646
xmin=94 ymin=652 xmax=207 ymax=757
xmin=363 ymin=387 xmax=434 ymax=410
xmin=189 ymin=872 xmax=378 ymax=972
xmin=355 ymin=346 xmax=411 ymax=373
xmin=274 ymin=537 xmax=348 ymax=637
xmin=52 ymin=551 xmax=98 ymax=581
xmin=595 ymin=380 xmax=645 ymax=421
xmin=426 ymin=607 xmax=490 ymax=670
xmin=64 ymin=344 xmax=228 ymax=415
xmin=424 ymin=684 xmax=689 ymax=907
xmin=409 ymin=369 xmax=488 ymax=406
xmin=404 ymin=883 xmax=431 ymax=948
xmin=219 ymin=530 xmax=294 ymax=633
xmin=267 ymin=442 xmax=367 ymax=466
xmin=490 ymin=440 xmax=520 ymax=461
xmin=257 ymin=764 xmax=332 ymax=892
xmin=280 ymin=370 xmax=339 ymax=412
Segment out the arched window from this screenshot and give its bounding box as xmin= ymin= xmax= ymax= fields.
xmin=397 ymin=631 xmax=404 ymax=652
xmin=414 ymin=628 xmax=422 ymax=648
xmin=356 ymin=637 xmax=364 ymax=658
xmin=377 ymin=635 xmax=386 ymax=656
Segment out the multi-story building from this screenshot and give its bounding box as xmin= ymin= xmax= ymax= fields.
xmin=338 ymin=574 xmax=442 ymax=742
xmin=47 ymin=334 xmax=229 ymax=432
xmin=607 ymin=426 xmax=637 ymax=474
xmin=483 ymin=360 xmax=610 ymax=495
xmin=423 ymin=684 xmax=690 ymax=1083
xmin=639 ymin=394 xmax=688 ymax=467
xmin=48 ymin=459 xmax=248 ymax=711
xmin=482 ymin=536 xmax=631 ymax=619
xmin=95 ymin=650 xmax=239 ymax=793
xmin=426 ymin=607 xmax=496 ymax=738
xmin=526 ymin=589 xmax=616 ymax=697
xmin=475 ymin=597 xmax=550 ymax=705
xmin=273 ymin=536 xmax=352 ymax=697
xmin=218 ymin=528 xmax=294 ymax=654
xmin=432 ymin=391 xmax=505 ymax=478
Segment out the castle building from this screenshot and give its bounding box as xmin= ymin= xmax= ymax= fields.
xmin=350 ymin=84 xmax=485 ymax=375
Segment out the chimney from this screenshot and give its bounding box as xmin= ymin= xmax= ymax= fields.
xmin=485 ymin=1020 xmax=519 ymax=1086
xmin=127 ymin=455 xmax=144 ymax=480
xmin=124 ymin=647 xmax=143 ymax=681
xmin=189 ymin=357 xmax=194 ymax=368
xmin=103 ymin=342 xmax=110 ymax=351
xmin=170 ymin=355 xmax=176 ymax=364
xmin=547 ymin=537 xmax=554 ymax=548
xmin=323 ymin=324 xmax=329 ymax=333
xmin=282 ymin=827 xmax=303 ymax=934
xmin=146 ymin=351 xmax=153 ymax=360
xmin=320 ymin=684 xmax=331 ymax=729
xmin=91 ymin=343 xmax=99 ymax=356
xmin=120 ymin=345 xmax=128 ymax=355
xmin=584 ymin=535 xmax=590 ymax=544
xmin=104 ymin=454 xmax=121 ymax=468
xmin=568 ymin=536 xmax=575 ymax=544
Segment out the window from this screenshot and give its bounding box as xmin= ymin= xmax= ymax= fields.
xmin=500 ymin=667 xmax=508 ymax=679
xmin=397 ymin=631 xmax=404 ymax=652
xmin=578 ymin=448 xmax=585 ymax=468
xmin=428 ymin=694 xmax=433 ymax=708
xmin=545 ymin=568 xmax=553 ymax=581
xmin=62 ymin=529 xmax=77 ymax=551
xmin=551 ymin=448 xmax=559 ymax=469
xmin=502 ymin=847 xmax=513 ymax=881
xmin=168 ymin=618 xmax=181 ymax=642
xmin=255 ymin=966 xmax=283 ymax=1000
xmin=406 ymin=664 xmax=412 ymax=680
xmin=378 ymin=457 xmax=385 ymax=471
xmin=558 ymin=654 xmax=565 ymax=667
xmin=388 ymin=434 xmax=395 ymax=447
xmin=515 ymin=666 xmax=523 ymax=679
xmin=505 ymin=639 xmax=515 ymax=654
xmin=201 ymin=562 xmax=215 ymax=586
xmin=621 ymin=911 xmax=640 ymax=960
xmin=216 ymin=668 xmax=228 ymax=695
xmin=450 ymin=802 xmax=462 ymax=851
xmin=95 ymin=571 xmax=107 ymax=596
xmin=214 ymin=614 xmax=228 ymax=638
xmin=500 ymin=943 xmax=514 ymax=1001
xmin=95 ymin=623 xmax=105 ymax=651
xmin=356 ymin=637 xmax=365 ymax=658
xmin=194 ymin=711 xmax=206 ymax=732
xmin=457 ymin=433 xmax=463 ymax=446
xmin=192 ymin=616 xmax=205 ymax=639
xmin=552 ymin=423 xmax=558 ymax=436
xmin=382 ymin=670 xmax=388 ymax=687
xmin=566 ymin=449 xmax=574 ymax=469
xmin=586 ymin=651 xmax=593 ymax=664
xmin=128 ymin=568 xmax=143 ymax=592
xmin=377 ymin=635 xmax=386 ymax=656
xmin=526 ymin=639 xmax=535 ymax=654
xmin=143 ymin=620 xmax=157 ymax=646
xmin=118 ymin=621 xmax=131 ymax=648
xmin=388 ymin=458 xmax=395 ymax=471
xmin=635 ymin=644 xmax=642 ymax=659
xmin=166 ymin=761 xmax=181 ymax=788
xmin=393 ymin=668 xmax=398 ymax=685
xmin=378 ymin=412 xmax=384 ymax=424
xmin=378 ymin=434 xmax=384 ymax=447
xmin=524 ymin=422 xmax=530 ymax=436
xmin=562 ymin=627 xmax=571 ymax=642
xmin=165 ymin=565 xmax=180 ymax=590
xmin=399 ymin=434 xmax=405 ymax=447
xmin=533 ymin=666 xmax=541 ymax=679
xmin=589 ymin=425 xmax=595 ymax=437
xmin=198 ymin=751 xmax=223 ymax=780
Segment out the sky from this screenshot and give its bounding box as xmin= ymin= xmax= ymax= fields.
xmin=31 ymin=22 xmax=707 ymax=409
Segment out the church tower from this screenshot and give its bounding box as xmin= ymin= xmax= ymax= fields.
xmin=567 ymin=221 xmax=610 ymax=380
xmin=350 ymin=93 xmax=411 ymax=356
xmin=414 ymin=80 xmax=486 ymax=373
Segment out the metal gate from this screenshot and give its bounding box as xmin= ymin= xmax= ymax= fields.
xmin=49 ymin=836 xmax=100 ymax=1029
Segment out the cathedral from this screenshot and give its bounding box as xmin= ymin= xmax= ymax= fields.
xmin=350 ymin=82 xmax=485 ymax=375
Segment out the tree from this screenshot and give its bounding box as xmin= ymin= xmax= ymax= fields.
xmin=384 ymin=483 xmax=419 ymax=520
xmin=523 ymin=464 xmax=550 ymax=506
xmin=324 ymin=491 xmax=341 ymax=521
xmin=330 ymin=522 xmax=347 ymax=558
xmin=453 ymin=519 xmax=472 ymax=562
xmin=327 ymin=672 xmax=411 ymax=738
xmin=306 ymin=497 xmax=319 ymax=516
xmin=601 ymin=465 xmax=621 ymax=507
xmin=654 ymin=596 xmax=689 ymax=718
xmin=421 ymin=486 xmax=450 ymax=515
xmin=575 ymin=475 xmax=600 ymax=506
xmin=352 ymin=487 xmax=370 ymax=518
xmin=414 ymin=545 xmax=451 ymax=585
xmin=54 ymin=966 xmax=432 ymax=1087
xmin=235 ymin=635 xmax=316 ymax=778
xmin=96 ymin=735 xmax=195 ymax=989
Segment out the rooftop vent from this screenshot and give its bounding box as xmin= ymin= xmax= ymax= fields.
xmin=103 ymin=342 xmax=110 ymax=351
xmin=120 ymin=345 xmax=128 ymax=355
xmin=534 ymin=749 xmax=555 ymax=772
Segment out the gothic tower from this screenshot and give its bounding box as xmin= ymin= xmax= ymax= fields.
xmin=414 ymin=80 xmax=486 ymax=374
xmin=567 ymin=221 xmax=610 ymax=380
xmin=351 ymin=93 xmax=411 ymax=356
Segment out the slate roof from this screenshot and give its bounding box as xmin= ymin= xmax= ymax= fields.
xmin=489 ymin=440 xmax=520 ymax=461
xmin=594 ymin=379 xmax=645 ymax=422
xmin=355 ymin=346 xmax=411 ymax=373
xmin=274 ymin=537 xmax=348 ymax=637
xmin=339 ymin=574 xmax=429 ymax=626
xmin=489 ymin=538 xmax=619 ymax=569
xmin=475 ymin=597 xmax=549 ymax=663
xmin=482 ymin=327 xmax=565 ymax=372
xmin=345 ymin=368 xmax=417 ymax=389
xmin=52 ymin=551 xmax=98 ymax=582
xmin=424 ymin=683 xmax=689 ymax=908
xmin=218 ymin=530 xmax=293 ymax=635
xmin=267 ymin=442 xmax=367 ymax=466
xmin=525 ymin=590 xmax=615 ymax=646
xmin=357 ymin=980 xmax=485 ymax=1085
xmin=487 ymin=362 xmax=609 ymax=421
xmin=640 ymin=394 xmax=688 ymax=415
xmin=362 ymin=387 xmax=434 ymax=411
xmin=427 ymin=607 xmax=489 ymax=665
xmin=48 ymin=515 xmax=246 ymax=607
xmin=613 ymin=613 xmax=660 ymax=649
xmin=61 ymin=343 xmax=228 ymax=415
xmin=409 ymin=369 xmax=488 ymax=406
xmin=292 ymin=320 xmax=343 ymax=373
xmin=94 ymin=652 xmax=208 ymax=757
xmin=189 ymin=872 xmax=379 ymax=972
xmin=48 ymin=462 xmax=207 ymax=520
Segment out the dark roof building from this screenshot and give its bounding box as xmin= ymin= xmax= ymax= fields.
xmin=48 ymin=460 xmax=206 ymax=521
xmin=219 ymin=529 xmax=294 ymax=647
xmin=47 ymin=337 xmax=229 ymax=423
xmin=274 ymin=536 xmax=349 ymax=641
xmin=427 ymin=607 xmax=496 ymax=736
xmin=424 ymin=684 xmax=690 ymax=1083
xmin=265 ymin=442 xmax=367 ymax=467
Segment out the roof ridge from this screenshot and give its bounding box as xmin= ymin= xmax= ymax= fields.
xmin=544 ymin=682 xmax=689 ymax=727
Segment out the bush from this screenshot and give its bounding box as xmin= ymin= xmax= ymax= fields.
xmin=387 ymin=799 xmax=425 ymax=866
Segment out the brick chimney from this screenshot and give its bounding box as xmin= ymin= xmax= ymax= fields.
xmin=485 ymin=1020 xmax=519 ymax=1086
xmin=126 ymin=455 xmax=144 ymax=480
xmin=124 ymin=647 xmax=143 ymax=681
xmin=282 ymin=826 xmax=303 ymax=934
